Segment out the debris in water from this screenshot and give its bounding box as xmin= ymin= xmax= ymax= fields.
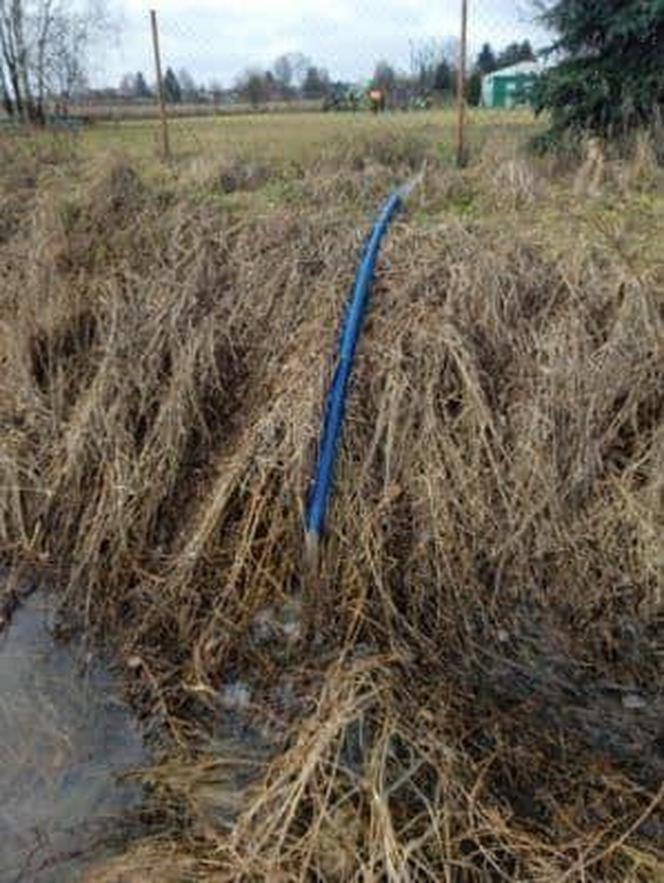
xmin=622 ymin=693 xmax=648 ymax=710
xmin=221 ymin=681 xmax=252 ymax=711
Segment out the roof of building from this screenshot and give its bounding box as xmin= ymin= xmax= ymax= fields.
xmin=483 ymin=61 xmax=542 ymax=82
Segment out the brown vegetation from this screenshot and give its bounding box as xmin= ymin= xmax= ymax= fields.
xmin=1 ymin=128 xmax=663 ymax=880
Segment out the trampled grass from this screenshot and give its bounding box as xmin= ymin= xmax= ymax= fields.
xmin=0 ymin=114 xmax=662 ymax=881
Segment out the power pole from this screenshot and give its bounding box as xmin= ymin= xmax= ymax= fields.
xmin=150 ymin=9 xmax=171 ymax=161
xmin=456 ymin=0 xmax=469 ymax=168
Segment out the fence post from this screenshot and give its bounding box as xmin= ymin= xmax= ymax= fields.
xmin=150 ymin=9 xmax=171 ymax=161
xmin=456 ymin=0 xmax=469 ymax=167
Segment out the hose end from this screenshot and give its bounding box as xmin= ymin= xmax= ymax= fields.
xmin=395 ymin=166 xmax=426 ymax=204
xmin=304 ymin=530 xmax=320 ymax=575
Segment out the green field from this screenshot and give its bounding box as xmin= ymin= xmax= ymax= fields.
xmin=81 ymin=107 xmax=542 ymax=165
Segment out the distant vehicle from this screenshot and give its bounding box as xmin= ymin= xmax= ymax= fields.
xmin=368 ymin=89 xmax=386 ymax=113
xmin=322 ymin=85 xmax=362 ymax=112
xmin=410 ymin=95 xmax=433 ymax=111
xmin=47 ymin=115 xmax=90 ymax=132
xmin=322 ymin=85 xmax=431 ymax=114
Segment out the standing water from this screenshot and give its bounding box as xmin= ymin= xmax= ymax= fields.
xmin=0 ymin=589 xmax=147 ymax=882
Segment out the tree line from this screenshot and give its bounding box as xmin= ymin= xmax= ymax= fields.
xmin=235 ymin=41 xmax=537 ymax=108
xmin=120 ymin=40 xmax=536 ymax=111
xmin=3 ymin=0 xmax=663 ymax=147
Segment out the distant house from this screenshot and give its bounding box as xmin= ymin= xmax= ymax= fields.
xmin=481 ymin=61 xmax=541 ymax=109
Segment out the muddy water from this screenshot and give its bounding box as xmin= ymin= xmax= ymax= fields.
xmin=0 ymin=591 xmax=147 ymax=882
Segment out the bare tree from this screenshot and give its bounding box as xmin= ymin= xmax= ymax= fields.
xmin=0 ymin=0 xmax=56 ymax=121
xmin=178 ymin=67 xmax=197 ymax=102
xmin=441 ymin=35 xmax=460 ymax=66
xmin=118 ymin=71 xmax=135 ymax=97
xmin=273 ymin=54 xmax=292 ymax=98
xmin=410 ymin=39 xmax=439 ymax=92
xmin=372 ymin=60 xmax=396 ymax=93
xmin=0 ymin=54 xmax=11 ymax=113
xmin=0 ymin=1 xmax=28 ymax=119
xmin=48 ymin=10 xmax=89 ymax=112
xmin=410 ymin=36 xmax=459 ymax=94
xmin=208 ymin=78 xmax=223 ymax=105
xmin=279 ymin=51 xmax=310 ymax=92
xmin=0 ymin=0 xmax=116 ymax=122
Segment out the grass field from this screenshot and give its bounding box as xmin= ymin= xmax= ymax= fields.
xmin=1 ymin=112 xmax=663 ymax=881
xmin=80 ymin=107 xmax=542 ymax=165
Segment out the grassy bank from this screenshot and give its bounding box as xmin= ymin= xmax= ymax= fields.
xmin=1 ymin=117 xmax=663 ymax=880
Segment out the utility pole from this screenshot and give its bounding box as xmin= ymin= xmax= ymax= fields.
xmin=150 ymin=9 xmax=171 ymax=161
xmin=456 ymin=0 xmax=469 ymax=168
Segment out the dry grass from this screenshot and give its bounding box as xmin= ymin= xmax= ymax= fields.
xmin=1 ymin=124 xmax=663 ymax=881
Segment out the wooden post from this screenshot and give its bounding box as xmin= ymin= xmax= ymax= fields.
xmin=150 ymin=9 xmax=171 ymax=161
xmin=456 ymin=0 xmax=469 ymax=168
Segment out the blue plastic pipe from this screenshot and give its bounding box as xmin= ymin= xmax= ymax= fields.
xmin=306 ymin=189 xmax=404 ymax=549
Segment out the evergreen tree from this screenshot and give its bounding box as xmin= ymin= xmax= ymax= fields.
xmin=468 ymin=70 xmax=483 ymax=107
xmin=238 ymin=70 xmax=267 ymax=107
xmin=535 ymin=0 xmax=664 ymax=139
xmin=476 ymin=42 xmax=497 ymax=74
xmin=302 ymin=66 xmax=329 ymax=100
xmin=496 ymin=40 xmax=535 ymax=70
xmin=264 ymin=70 xmax=277 ymax=100
xmin=520 ymin=40 xmax=536 ymax=62
xmin=163 ymin=67 xmax=182 ymax=103
xmin=134 ymin=72 xmax=152 ymax=99
xmin=434 ymin=59 xmax=453 ymax=95
xmin=470 ymin=42 xmax=498 ymax=106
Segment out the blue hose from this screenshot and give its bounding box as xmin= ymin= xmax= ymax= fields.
xmin=306 ymin=190 xmax=404 ymax=547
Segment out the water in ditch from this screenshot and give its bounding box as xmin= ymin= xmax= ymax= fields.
xmin=0 ymin=589 xmax=147 ymax=882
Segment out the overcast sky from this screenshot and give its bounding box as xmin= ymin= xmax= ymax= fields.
xmin=95 ymin=0 xmax=548 ymax=89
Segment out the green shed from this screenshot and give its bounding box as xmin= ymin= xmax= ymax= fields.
xmin=481 ymin=61 xmax=540 ymax=109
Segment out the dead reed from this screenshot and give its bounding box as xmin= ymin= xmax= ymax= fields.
xmin=1 ymin=129 xmax=662 ymax=881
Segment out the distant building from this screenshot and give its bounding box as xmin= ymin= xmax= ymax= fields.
xmin=481 ymin=61 xmax=541 ymax=109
